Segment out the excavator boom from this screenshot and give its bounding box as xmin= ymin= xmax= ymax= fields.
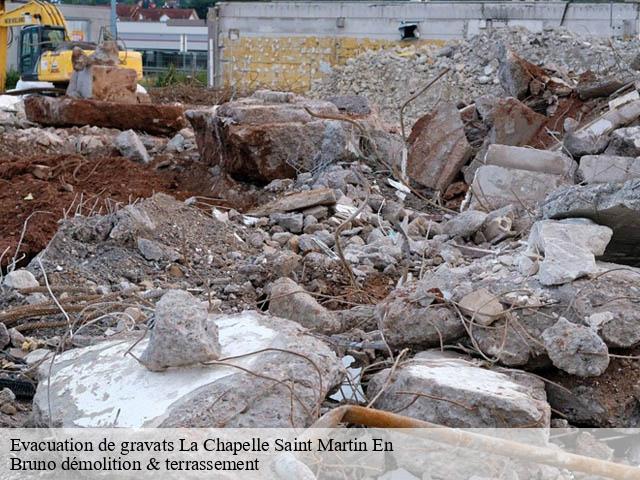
xmin=0 ymin=0 xmax=70 ymax=89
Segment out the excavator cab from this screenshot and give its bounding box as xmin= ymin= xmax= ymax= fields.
xmin=18 ymin=25 xmax=65 ymax=80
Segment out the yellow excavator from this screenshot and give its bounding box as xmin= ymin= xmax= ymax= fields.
xmin=0 ymin=0 xmax=142 ymax=92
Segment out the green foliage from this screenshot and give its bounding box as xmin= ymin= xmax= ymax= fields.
xmin=5 ymin=69 xmax=20 ymax=90
xmin=140 ymin=64 xmax=207 ymax=88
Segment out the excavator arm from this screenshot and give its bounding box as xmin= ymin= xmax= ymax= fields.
xmin=0 ymin=0 xmax=69 ymax=90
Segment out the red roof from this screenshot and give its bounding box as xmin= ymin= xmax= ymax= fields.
xmin=118 ymin=6 xmax=199 ymax=21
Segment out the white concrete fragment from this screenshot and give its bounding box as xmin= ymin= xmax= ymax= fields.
xmin=527 ymin=219 xmax=613 ymax=285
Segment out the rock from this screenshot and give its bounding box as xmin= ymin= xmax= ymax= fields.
xmin=137 ymin=238 xmax=179 ymax=262
xmin=0 ymin=387 xmax=16 ymax=405
xmin=268 ymin=278 xmax=340 ymax=333
xmin=140 ymin=290 xmax=221 ymax=371
xmin=8 ymin=328 xmax=25 ymax=347
xmin=563 ymin=130 xmax=609 ymax=157
xmin=605 ymin=126 xmax=640 ymax=157
xmin=2 ymin=269 xmax=39 ymax=289
xmin=467 ymin=165 xmax=571 ymax=212
xmin=115 ymin=130 xmax=150 ymax=163
xmin=187 ymin=91 xmax=398 ymax=183
xmin=542 ymin=179 xmax=640 ymax=265
xmin=526 ymin=219 xmax=612 ymax=285
xmin=459 ymin=288 xmax=504 ymax=326
xmin=32 ymin=311 xmax=342 ymax=427
xmin=0 ymin=323 xmax=9 ymax=350
xmin=25 ymin=96 xmax=187 ymax=136
xmin=482 ymin=97 xmax=547 ymax=146
xmin=248 ymin=188 xmax=337 ymax=216
xmin=406 ymin=102 xmax=472 ymax=191
xmin=375 ymin=280 xmax=465 ymax=348
xmin=270 ymin=213 xmax=304 ymax=234
xmin=541 ymin=318 xmax=609 ymax=377
xmin=441 ymin=210 xmax=487 ymax=238
xmin=579 ymin=155 xmax=640 ymax=183
xmin=482 ymin=144 xmax=576 ymax=178
xmin=368 ymin=351 xmax=550 ymax=428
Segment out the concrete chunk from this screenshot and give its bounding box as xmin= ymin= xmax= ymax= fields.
xmin=368 ymin=351 xmax=550 ymax=428
xmin=484 ymin=144 xmax=576 ymax=178
xmin=527 ymin=219 xmax=612 ymax=285
xmin=407 ymin=102 xmax=472 ymax=191
xmin=579 ymin=155 xmax=640 ymax=183
xmin=115 ymin=130 xmax=150 ymax=163
xmin=248 ymin=188 xmax=337 ymax=216
xmin=467 ymin=165 xmax=570 ymax=211
xmin=542 ymin=179 xmax=640 ymax=265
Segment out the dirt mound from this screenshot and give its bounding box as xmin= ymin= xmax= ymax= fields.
xmin=0 ymin=154 xmax=211 ymax=268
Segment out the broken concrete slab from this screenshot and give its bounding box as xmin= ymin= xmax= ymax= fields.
xmin=526 ymin=219 xmax=613 ymax=285
xmin=268 ymin=277 xmax=341 ymax=333
xmin=605 ymin=126 xmax=640 ymax=157
xmin=542 ymin=179 xmax=640 ymax=265
xmin=187 ymin=91 xmax=400 ymax=183
xmin=541 ymin=317 xmax=609 ymax=377
xmin=579 ymin=155 xmax=640 ymax=183
xmin=32 ymin=311 xmax=342 ymax=427
xmin=24 ymin=96 xmax=186 ymax=136
xmin=140 ymin=290 xmax=221 ymax=371
xmin=406 ymin=101 xmax=472 ymax=192
xmin=467 ymin=165 xmax=571 ymax=212
xmin=248 ymin=188 xmax=337 ymax=216
xmin=368 ymin=350 xmax=550 ymax=428
xmin=115 ymin=130 xmax=150 ymax=163
xmin=483 ymin=144 xmax=576 ymax=178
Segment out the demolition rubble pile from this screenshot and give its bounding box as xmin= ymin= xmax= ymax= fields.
xmin=2 ymin=28 xmax=640 ymax=467
xmin=311 ymin=27 xmax=640 ymax=125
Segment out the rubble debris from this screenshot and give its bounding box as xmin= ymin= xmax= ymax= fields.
xmin=32 ymin=311 xmax=342 ymax=427
xmin=25 ymin=96 xmax=186 ymax=136
xmin=406 ymin=102 xmax=472 ymax=191
xmin=268 ymin=278 xmax=341 ymax=333
xmin=140 ymin=290 xmax=221 ymax=371
xmin=368 ymin=351 xmax=550 ymax=428
xmin=526 ymin=219 xmax=613 ymax=285
xmin=248 ymin=188 xmax=337 ymax=216
xmin=115 ymin=129 xmax=150 ymax=163
xmin=543 ymin=179 xmax=640 ymax=265
xmin=578 ymin=155 xmax=640 ymax=184
xmin=187 ymin=90 xmax=402 ymax=183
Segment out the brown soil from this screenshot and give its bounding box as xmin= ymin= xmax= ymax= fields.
xmin=0 ymin=153 xmax=215 ymax=268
